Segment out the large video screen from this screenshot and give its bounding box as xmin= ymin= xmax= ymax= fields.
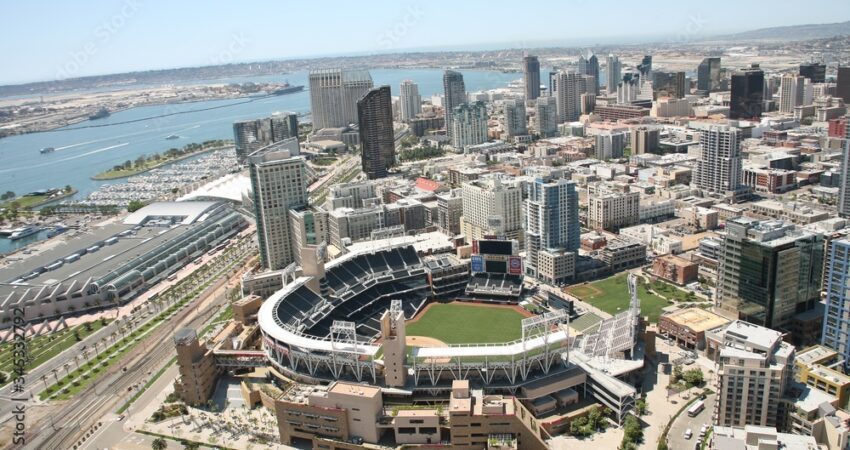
xmin=485 ymin=260 xmax=507 ymax=273
xmin=478 ymin=239 xmax=512 ymax=256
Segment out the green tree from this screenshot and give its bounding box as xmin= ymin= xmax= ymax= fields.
xmin=683 ymin=368 xmax=704 ymax=387
xmin=1 ymin=191 xmax=14 ymax=201
xmin=635 ymin=398 xmax=647 ymax=416
xmin=621 ymin=414 xmax=643 ymax=447
xmin=151 ymin=437 xmax=168 ymax=450
xmin=127 ymin=200 xmax=146 ymax=213
xmin=64 ymin=185 xmax=72 ymax=193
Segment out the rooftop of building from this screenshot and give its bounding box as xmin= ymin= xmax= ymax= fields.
xmin=1 ymin=202 xmax=232 ymax=290
xmin=328 ymin=381 xmax=382 ymax=399
xmin=721 ymin=320 xmax=784 ymax=351
xmin=124 ymin=201 xmax=221 ymax=225
xmin=791 ymin=384 xmax=837 ymax=413
xmin=712 ymin=425 xmax=819 ymax=450
xmin=796 ymin=345 xmax=839 ymax=367
xmin=661 ymin=307 xmax=729 ymax=332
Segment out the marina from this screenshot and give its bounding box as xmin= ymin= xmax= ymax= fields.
xmin=81 ymin=148 xmax=240 ymax=207
xmin=0 ymin=69 xmax=518 ymax=199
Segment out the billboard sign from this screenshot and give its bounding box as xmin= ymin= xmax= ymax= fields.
xmin=508 ymin=256 xmax=522 ymax=275
xmin=471 ymin=255 xmax=484 ymax=273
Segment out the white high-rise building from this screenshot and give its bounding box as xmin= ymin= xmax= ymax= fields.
xmin=779 ymin=74 xmax=805 ymax=114
xmin=594 ymin=131 xmax=627 ymax=160
xmin=713 ymin=321 xmax=794 ymax=428
xmin=450 ymin=102 xmax=488 ymax=149
xmin=606 ymin=54 xmax=621 ymax=93
xmin=840 ymin=121 xmax=850 ymax=218
xmin=524 ymin=169 xmax=580 ymax=283
xmin=443 ymin=70 xmax=467 ymax=138
xmin=460 ymin=176 xmax=523 ymax=245
xmin=535 ymin=96 xmax=558 ymax=138
xmin=249 ymin=141 xmax=309 ymax=270
xmin=694 ymin=125 xmax=743 ymax=195
xmin=502 ymin=98 xmax=527 ymax=137
xmin=398 ymin=80 xmax=422 ymax=122
xmin=822 ymin=239 xmax=850 ymax=370
xmin=309 ymin=69 xmax=373 ymax=130
xmin=553 ymin=70 xmax=586 ymax=123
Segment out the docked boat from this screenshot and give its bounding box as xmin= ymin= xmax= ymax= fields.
xmin=40 ymin=147 xmax=55 ymax=154
xmin=47 ymin=224 xmax=68 ymax=238
xmin=8 ymin=225 xmax=41 ymax=240
xmin=89 ymin=107 xmax=110 ymax=120
xmin=272 ymin=81 xmax=305 ymax=96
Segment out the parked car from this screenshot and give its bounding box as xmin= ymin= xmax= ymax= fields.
xmin=684 ymin=429 xmax=693 ymax=440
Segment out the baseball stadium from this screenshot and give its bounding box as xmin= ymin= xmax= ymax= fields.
xmin=255 ymin=239 xmax=643 ymax=421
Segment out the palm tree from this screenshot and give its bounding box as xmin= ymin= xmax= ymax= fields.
xmin=41 ymin=375 xmax=48 ymax=390
xmin=51 ymin=368 xmax=59 ymax=384
xmin=63 ymin=363 xmax=71 ymax=378
xmin=151 ymin=437 xmax=167 ymax=450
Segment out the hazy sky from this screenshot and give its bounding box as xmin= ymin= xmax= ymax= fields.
xmin=2 ymin=0 xmax=847 ymax=84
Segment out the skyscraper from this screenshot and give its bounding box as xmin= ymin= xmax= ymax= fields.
xmin=249 ymin=140 xmax=308 ymax=270
xmin=233 ymin=119 xmax=268 ymax=164
xmin=553 ymin=70 xmax=586 ymax=123
xmin=357 ymin=86 xmax=395 ymax=180
xmin=630 ymin=126 xmax=660 ymax=154
xmin=730 ymin=64 xmax=765 ymax=119
xmin=309 ymin=69 xmax=373 ymax=130
xmin=837 ymin=67 xmax=850 ymax=103
xmin=799 ymin=62 xmax=826 ymax=84
xmin=450 ymin=102 xmax=488 ymax=149
xmin=594 ymin=131 xmax=626 ymax=159
xmin=269 ymin=112 xmax=299 ymax=142
xmin=606 ymin=54 xmax=621 ymax=93
xmin=233 ymin=113 xmax=299 ymax=164
xmin=822 ymin=239 xmax=850 ymax=370
xmin=460 ymin=175 xmax=523 ymax=244
xmin=523 ymin=55 xmax=541 ymax=100
xmin=778 ymin=74 xmax=805 ymax=114
xmin=524 ymin=169 xmax=580 ymax=283
xmin=652 ymin=71 xmax=686 ymax=99
xmin=839 ymin=120 xmax=850 ymax=218
xmin=535 ymin=97 xmax=558 ymax=138
xmin=578 ymin=52 xmax=599 ymax=95
xmin=697 ymin=57 xmax=721 ymax=93
xmin=398 ymin=80 xmax=421 ymax=122
xmin=443 ymin=70 xmax=467 ymax=138
xmin=638 ymin=55 xmax=652 ymax=78
xmin=716 ymin=217 xmax=824 ymax=331
xmin=502 ymin=98 xmax=527 ymax=137
xmin=694 ymin=125 xmax=743 ymax=194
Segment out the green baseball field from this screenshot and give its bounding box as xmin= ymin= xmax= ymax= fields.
xmin=405 ymin=302 xmax=527 ymax=344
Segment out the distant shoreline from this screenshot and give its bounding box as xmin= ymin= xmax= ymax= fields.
xmin=90 ymin=145 xmax=232 ymax=180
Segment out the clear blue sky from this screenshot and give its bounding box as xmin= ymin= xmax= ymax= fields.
xmin=2 ymin=0 xmax=847 ymax=84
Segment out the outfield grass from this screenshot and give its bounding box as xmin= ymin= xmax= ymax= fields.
xmin=566 ymin=273 xmax=671 ymax=322
xmin=405 ymin=303 xmax=526 ymax=344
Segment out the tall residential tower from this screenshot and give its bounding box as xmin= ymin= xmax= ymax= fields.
xmin=357 ymin=86 xmax=395 ymax=180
